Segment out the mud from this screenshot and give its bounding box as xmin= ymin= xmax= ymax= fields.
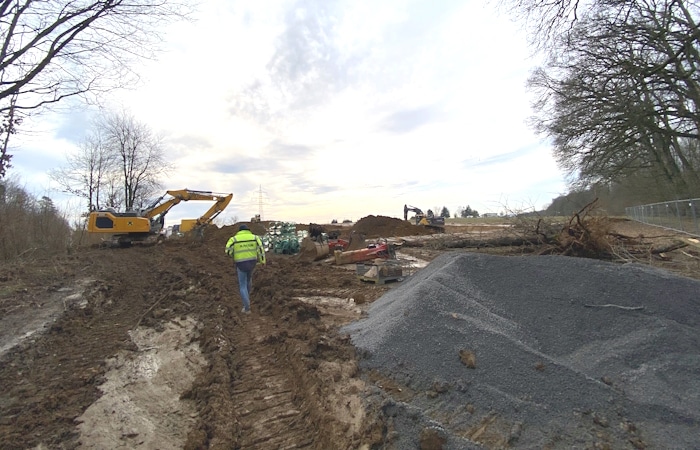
xmin=0 ymin=216 xmax=698 ymax=449
xmin=0 ymin=219 xmax=397 ymax=449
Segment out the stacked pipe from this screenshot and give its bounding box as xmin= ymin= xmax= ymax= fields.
xmin=262 ymin=222 xmax=306 ymax=254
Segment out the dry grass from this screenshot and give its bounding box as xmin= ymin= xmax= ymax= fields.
xmin=0 ymin=185 xmax=73 ymax=262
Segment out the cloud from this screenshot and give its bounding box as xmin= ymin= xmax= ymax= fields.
xmin=468 ymin=144 xmax=541 ymax=168
xmin=52 ymin=108 xmax=94 ymax=144
xmin=231 ymin=0 xmax=356 ymax=123
xmin=282 ymin=172 xmax=340 ymax=195
xmin=12 ymin=145 xmax=64 ymax=174
xmin=380 ymin=106 xmax=440 ymax=133
xmin=268 ymin=0 xmax=350 ymax=98
xmin=265 ymin=140 xmax=316 ymax=160
xmin=212 ymin=154 xmax=278 ymax=175
xmin=228 ymin=0 xmax=462 ymax=124
xmin=166 ymin=135 xmax=214 ymax=156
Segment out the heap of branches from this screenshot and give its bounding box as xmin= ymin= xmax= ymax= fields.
xmin=537 ymin=199 xmax=689 ymax=261
xmin=540 ymin=199 xmax=613 ymax=258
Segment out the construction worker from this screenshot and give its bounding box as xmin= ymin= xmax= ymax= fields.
xmin=225 ymin=224 xmax=266 ymax=314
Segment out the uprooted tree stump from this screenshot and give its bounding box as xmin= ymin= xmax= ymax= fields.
xmin=543 ymin=200 xmax=690 ymax=260
xmin=543 ymin=199 xmax=614 ymax=258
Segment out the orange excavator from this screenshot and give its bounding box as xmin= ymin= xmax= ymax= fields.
xmin=87 ymin=189 xmax=233 ymax=246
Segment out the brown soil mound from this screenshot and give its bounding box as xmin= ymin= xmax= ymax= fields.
xmin=210 ymin=222 xmax=267 ymax=242
xmin=350 ymin=215 xmax=434 ymax=238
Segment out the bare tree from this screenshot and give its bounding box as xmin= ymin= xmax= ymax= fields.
xmin=50 ymin=109 xmax=170 ymax=213
xmin=101 ymin=169 xmax=126 ymax=209
xmin=502 ymin=0 xmax=591 ymax=50
xmin=0 ymin=0 xmax=191 ymax=177
xmin=100 ymin=110 xmax=169 ymax=210
xmin=527 ymin=1 xmax=700 ymax=198
xmin=49 ymin=129 xmax=117 ymax=210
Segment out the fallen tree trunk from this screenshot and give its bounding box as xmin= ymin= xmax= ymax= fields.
xmin=650 ymin=240 xmax=688 ymax=254
xmin=401 ymin=235 xmax=546 ymax=249
xmin=442 ymin=236 xmax=544 ymax=248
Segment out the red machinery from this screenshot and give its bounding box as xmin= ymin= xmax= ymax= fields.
xmin=334 ymin=240 xmax=396 ymax=265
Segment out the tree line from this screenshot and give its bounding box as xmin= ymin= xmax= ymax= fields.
xmin=543 ymin=179 xmax=690 ymax=217
xmin=422 ymin=206 xmax=481 ymax=219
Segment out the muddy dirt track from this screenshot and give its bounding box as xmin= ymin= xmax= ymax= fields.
xmin=0 ymin=216 xmax=428 ymax=450
xmin=0 ymin=216 xmax=698 ymax=449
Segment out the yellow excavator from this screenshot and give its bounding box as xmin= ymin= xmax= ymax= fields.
xmin=87 ymin=189 xmax=233 ymax=245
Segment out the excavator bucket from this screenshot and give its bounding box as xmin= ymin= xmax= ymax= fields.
xmin=345 ymin=231 xmax=366 ymax=251
xmin=298 ymin=238 xmax=330 ymax=262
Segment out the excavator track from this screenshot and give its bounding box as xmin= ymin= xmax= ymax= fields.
xmin=231 ymin=313 xmax=317 ymax=449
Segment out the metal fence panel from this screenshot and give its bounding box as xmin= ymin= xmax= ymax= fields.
xmin=625 ymin=198 xmax=700 ymax=237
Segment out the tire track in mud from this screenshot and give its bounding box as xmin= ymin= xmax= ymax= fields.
xmin=231 ymin=313 xmax=316 ymax=449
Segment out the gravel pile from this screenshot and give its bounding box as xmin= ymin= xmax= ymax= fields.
xmin=342 ymin=252 xmax=700 ymax=449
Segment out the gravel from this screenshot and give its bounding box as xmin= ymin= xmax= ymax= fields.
xmin=342 ymin=252 xmax=700 ymax=449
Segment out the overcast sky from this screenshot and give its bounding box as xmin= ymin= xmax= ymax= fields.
xmin=11 ymin=0 xmax=567 ymax=225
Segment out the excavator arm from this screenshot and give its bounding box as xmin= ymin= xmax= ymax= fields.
xmin=144 ymin=189 xmax=229 ymax=219
xmin=404 ymin=204 xmax=424 ymax=221
xmin=178 ymin=191 xmax=233 ymax=232
xmin=196 ymin=192 xmax=233 ymax=226
xmin=87 ymin=189 xmax=233 ymax=244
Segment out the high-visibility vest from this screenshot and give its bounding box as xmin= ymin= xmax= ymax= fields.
xmin=226 ymin=230 xmax=264 ymax=263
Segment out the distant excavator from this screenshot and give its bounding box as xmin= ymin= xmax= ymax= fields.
xmin=403 ymin=204 xmax=445 ymax=231
xmin=87 ymin=189 xmax=233 ymax=246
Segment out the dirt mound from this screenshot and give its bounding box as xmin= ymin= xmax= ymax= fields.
xmin=209 ymin=217 xmax=432 ymax=245
xmin=351 ymin=215 xmax=434 ymax=238
xmin=204 ymin=223 xmax=267 ymax=244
